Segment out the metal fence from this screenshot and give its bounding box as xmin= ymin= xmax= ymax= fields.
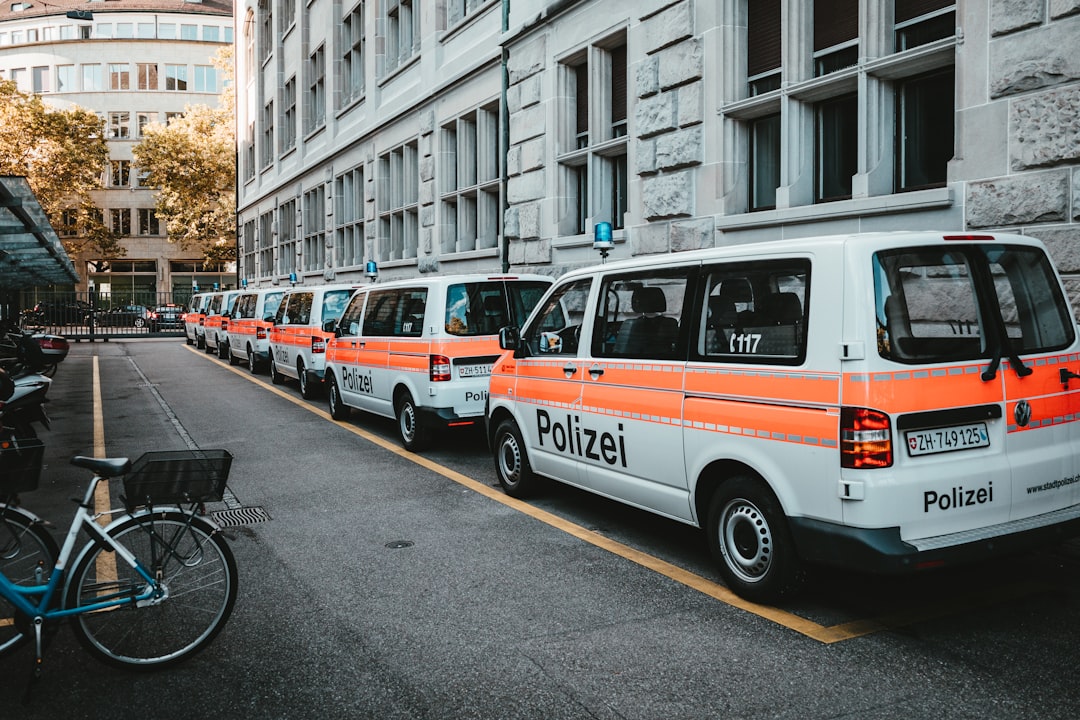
xmin=10 ymin=291 xmax=191 ymax=340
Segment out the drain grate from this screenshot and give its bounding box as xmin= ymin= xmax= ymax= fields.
xmin=211 ymin=506 xmax=272 ymax=528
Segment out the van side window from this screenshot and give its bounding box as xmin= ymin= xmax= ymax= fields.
xmin=274 ymin=295 xmax=291 ymax=324
xmin=525 ymin=279 xmax=591 ymax=355
xmin=293 ymin=293 xmax=314 ymax=325
xmin=337 ymin=293 xmax=366 ymax=336
xmin=362 ymin=288 xmax=426 ymax=337
xmin=696 ymin=261 xmax=809 ymax=364
xmin=264 ymin=291 xmax=285 ymax=319
xmin=593 ymin=271 xmax=688 ymax=360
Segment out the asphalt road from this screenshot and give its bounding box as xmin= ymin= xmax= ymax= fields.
xmin=2 ymin=339 xmax=1080 ymax=719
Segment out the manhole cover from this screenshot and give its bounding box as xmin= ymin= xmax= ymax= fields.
xmin=385 ymin=540 xmax=414 ymax=549
xmin=211 ymin=506 xmax=272 ymax=528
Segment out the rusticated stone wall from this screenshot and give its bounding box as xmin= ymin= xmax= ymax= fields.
xmin=969 ymin=5 xmax=1080 ymax=294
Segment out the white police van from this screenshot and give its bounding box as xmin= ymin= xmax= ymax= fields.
xmin=487 ymin=232 xmax=1080 ymax=602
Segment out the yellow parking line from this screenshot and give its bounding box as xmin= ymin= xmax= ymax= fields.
xmin=187 ymin=346 xmax=1050 ymax=644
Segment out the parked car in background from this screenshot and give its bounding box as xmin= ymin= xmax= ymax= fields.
xmin=150 ymin=304 xmax=185 ymax=331
xmin=96 ymin=305 xmax=152 ymax=328
xmin=185 ymin=293 xmax=211 ymax=347
xmin=23 ymin=300 xmax=92 ymax=326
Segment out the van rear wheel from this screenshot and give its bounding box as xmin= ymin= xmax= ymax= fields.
xmin=493 ymin=419 xmax=537 ymax=498
xmin=269 ymin=357 xmax=284 ymax=384
xmin=396 ymin=391 xmax=429 ymax=452
xmin=298 ymin=360 xmax=316 ymax=399
xmin=706 ymin=477 xmax=804 ymax=604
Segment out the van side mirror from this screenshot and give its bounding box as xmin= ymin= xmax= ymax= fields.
xmin=499 ymin=326 xmax=522 ymax=354
xmin=264 ymin=315 xmax=276 ymax=324
xmin=323 ymin=319 xmax=337 ymax=334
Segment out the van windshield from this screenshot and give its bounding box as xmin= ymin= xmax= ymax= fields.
xmin=874 ymin=244 xmax=1074 ymax=367
xmin=445 ymin=281 xmax=551 ymax=336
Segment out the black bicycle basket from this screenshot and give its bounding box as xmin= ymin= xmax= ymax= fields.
xmin=122 ymin=449 xmax=232 ymax=507
xmin=0 ymin=437 xmax=45 ymax=495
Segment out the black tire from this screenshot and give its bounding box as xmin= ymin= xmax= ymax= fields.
xmin=185 ymin=334 xmax=193 ymax=346
xmin=328 ymin=376 xmax=350 ymax=420
xmin=0 ymin=506 xmax=59 ymax=655
xmin=492 ymin=418 xmax=537 ymax=498
xmin=705 ymin=476 xmax=805 ymax=604
xmin=196 ymin=333 xmax=205 ymax=350
xmin=247 ymin=347 xmax=259 ymax=374
xmin=65 ymin=511 xmax=237 ymax=670
xmin=218 ymin=340 xmax=230 ymax=361
xmin=395 ymin=391 xmax=429 ymax=452
xmin=269 ymin=356 xmax=284 ymax=385
xmin=298 ymin=360 xmax=315 ymax=399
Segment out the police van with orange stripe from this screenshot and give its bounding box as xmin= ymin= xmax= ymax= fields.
xmin=224 ymin=287 xmax=286 ymax=373
xmin=487 ymin=232 xmax=1080 ymax=602
xmin=324 ymin=274 xmax=552 ymax=450
xmin=267 ymin=284 xmax=361 ymax=398
xmin=184 ymin=292 xmax=211 ymax=347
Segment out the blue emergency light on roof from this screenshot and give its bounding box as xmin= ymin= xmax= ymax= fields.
xmin=241 ymin=278 xmax=247 ymax=288
xmin=213 ymin=282 xmax=220 ymax=291
xmin=365 ymin=261 xmax=378 ymax=280
xmin=289 ymin=272 xmax=297 ymax=283
xmin=593 ymin=222 xmax=614 ymax=251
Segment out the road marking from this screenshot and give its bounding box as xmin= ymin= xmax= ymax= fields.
xmin=92 ymin=354 xmax=118 ymax=581
xmin=186 ymin=346 xmax=1052 ymax=644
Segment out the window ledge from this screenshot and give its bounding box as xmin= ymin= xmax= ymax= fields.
xmin=717 ymin=187 xmax=952 ymax=232
xmin=439 ymin=0 xmax=499 ymax=44
xmin=553 ymin=228 xmax=627 ymax=250
xmin=378 ymin=53 xmax=420 ymax=88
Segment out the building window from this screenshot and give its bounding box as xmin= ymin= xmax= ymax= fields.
xmin=137 ymin=63 xmax=158 ymax=90
xmin=109 ymin=62 xmax=130 ymax=90
xmin=557 ymin=36 xmax=628 ymax=236
xmin=377 ymin=141 xmax=419 ymax=262
xmin=896 ymin=0 xmax=955 ymax=51
xmin=278 ymin=199 xmax=297 ymax=275
xmin=898 ymin=69 xmax=953 ymax=191
xmin=203 ymin=26 xmax=220 ymax=42
xmin=9 ymin=67 xmax=26 ymax=92
xmin=244 ymin=10 xmax=255 ymax=74
xmin=749 ymin=113 xmax=780 ymax=211
xmin=814 ymin=0 xmax=858 ymax=76
xmin=303 ymin=185 xmax=327 ymax=273
xmin=815 ymin=94 xmax=857 ymax=202
xmin=136 ymin=111 xmax=156 ymax=138
xmin=747 ymin=0 xmax=780 ymax=95
xmin=159 ymin=23 xmax=176 ymax=40
xmin=243 ymin=123 xmax=255 ymax=181
xmin=110 ymin=208 xmax=131 ymax=236
xmin=138 ymin=209 xmax=160 ymax=236
xmin=261 ymin=100 xmax=274 ymax=169
xmin=109 ymin=112 xmax=131 ymax=139
xmin=305 ymin=45 xmax=326 ymax=134
xmin=241 ymin=219 xmax=257 ymax=282
xmin=59 ymin=209 xmax=79 ymax=237
xmin=31 ymin=66 xmax=48 ymax=93
xmin=258 ymin=0 xmax=273 ymax=61
xmin=181 ymin=24 xmax=197 ymax=40
xmin=281 ymin=76 xmax=297 ymax=153
xmin=339 ymin=1 xmax=364 ymax=109
xmin=335 ymin=165 xmax=365 ymax=269
xmin=383 ymin=0 xmax=418 ymax=75
xmin=280 ymin=0 xmax=296 ymax=33
xmin=116 ymin=23 xmax=133 ymax=39
xmin=440 ymin=104 xmax=501 ymax=254
xmin=81 ymin=63 xmax=102 ymax=91
xmin=110 ymin=159 xmax=131 ymax=187
xmin=165 ymin=65 xmax=188 ymax=91
xmin=194 ymin=65 xmax=217 ymax=92
xmin=56 ymin=65 xmax=74 ymax=92
xmin=257 ymin=210 xmax=274 ymax=280
xmin=137 ymin=23 xmax=155 ymax=39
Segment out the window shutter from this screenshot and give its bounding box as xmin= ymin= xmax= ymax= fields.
xmin=748 ymin=0 xmax=781 ymax=77
xmin=575 ymin=63 xmax=589 ymax=138
xmin=895 ymin=0 xmax=953 ymax=23
xmin=814 ymin=0 xmax=858 ymax=51
xmin=610 ymin=45 xmax=627 ymax=124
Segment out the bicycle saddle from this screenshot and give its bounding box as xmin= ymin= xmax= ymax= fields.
xmin=70 ymin=456 xmax=132 ymax=478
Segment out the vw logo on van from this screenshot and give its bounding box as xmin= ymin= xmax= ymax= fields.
xmin=1014 ymin=399 xmax=1032 ymax=428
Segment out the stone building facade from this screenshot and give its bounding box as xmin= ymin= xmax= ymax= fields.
xmin=236 ymin=0 xmax=1080 ymax=303
xmin=0 ymin=0 xmax=237 ymax=306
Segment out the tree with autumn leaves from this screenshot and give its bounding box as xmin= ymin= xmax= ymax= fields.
xmin=0 ymin=79 xmax=122 ymax=257
xmin=133 ymin=47 xmax=237 ymax=266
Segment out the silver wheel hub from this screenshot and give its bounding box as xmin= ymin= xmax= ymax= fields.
xmin=718 ymin=499 xmax=773 ymax=583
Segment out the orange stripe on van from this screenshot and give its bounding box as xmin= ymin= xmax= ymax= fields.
xmin=842 ymin=364 xmax=1000 ymax=414
xmin=685 ymin=397 xmax=839 ymax=447
xmin=686 ymin=366 xmax=840 ymax=406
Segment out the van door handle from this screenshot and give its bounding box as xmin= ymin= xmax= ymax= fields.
xmin=589 ymin=364 xmax=605 ymax=378
xmin=563 ymin=363 xmax=578 ymax=377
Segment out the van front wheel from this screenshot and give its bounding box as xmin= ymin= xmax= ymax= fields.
xmin=706 ymin=477 xmax=804 ymax=604
xmin=328 ymin=377 xmax=350 ymax=420
xmin=493 ymin=419 xmax=537 ymax=498
xmin=396 ymin=392 xmax=429 ymax=452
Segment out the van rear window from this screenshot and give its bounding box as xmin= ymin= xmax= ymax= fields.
xmin=445 ymin=281 xmax=551 ymax=336
xmin=874 ymin=244 xmax=1074 ymax=364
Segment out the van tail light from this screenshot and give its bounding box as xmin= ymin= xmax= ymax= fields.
xmin=221 ymin=319 xmax=228 ymax=331
xmin=199 ymin=317 xmax=205 ymax=326
xmin=840 ymin=407 xmax=893 ymax=469
xmin=430 ymin=355 xmax=452 ymax=382
xmin=311 ymin=336 xmax=326 ymax=354
xmin=257 ymin=327 xmax=267 ymax=340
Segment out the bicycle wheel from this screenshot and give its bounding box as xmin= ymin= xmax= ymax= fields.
xmin=0 ymin=504 xmax=59 ymax=655
xmin=65 ymin=510 xmax=237 ymax=669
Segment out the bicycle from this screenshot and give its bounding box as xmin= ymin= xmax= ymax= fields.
xmin=0 ymin=444 xmax=238 ymax=676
